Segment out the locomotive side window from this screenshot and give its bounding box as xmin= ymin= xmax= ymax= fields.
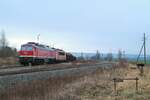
xmin=58 ymin=52 xmax=65 ymax=55
xmin=21 ymin=46 xmax=33 ymax=51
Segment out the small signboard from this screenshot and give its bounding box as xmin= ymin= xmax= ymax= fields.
xmin=113 ymin=78 xmax=124 ymax=82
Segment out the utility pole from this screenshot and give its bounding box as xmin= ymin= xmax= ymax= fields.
xmin=143 ymin=33 xmax=146 ymax=64
xmin=137 ymin=33 xmax=147 ymax=64
xmin=136 ymin=33 xmax=147 ymax=76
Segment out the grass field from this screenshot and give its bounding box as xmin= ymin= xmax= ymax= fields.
xmin=0 ymin=62 xmax=150 ymax=100
xmin=129 ymin=60 xmax=150 ymax=65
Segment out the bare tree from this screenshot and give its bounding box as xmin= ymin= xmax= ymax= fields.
xmin=0 ymin=29 xmax=17 ymax=58
xmin=85 ymin=55 xmax=89 ymax=60
xmin=78 ymin=52 xmax=84 ymax=60
xmin=118 ymin=49 xmax=128 ymax=67
xmin=0 ymin=29 xmax=8 ymax=48
xmin=118 ymin=49 xmax=122 ymax=61
xmin=91 ymin=50 xmax=101 ymax=60
xmin=96 ymin=50 xmax=100 ymax=60
xmin=106 ymin=52 xmax=113 ymax=62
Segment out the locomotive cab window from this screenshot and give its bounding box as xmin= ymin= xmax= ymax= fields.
xmin=21 ymin=47 xmax=26 ymax=50
xmin=27 ymin=47 xmax=33 ymax=51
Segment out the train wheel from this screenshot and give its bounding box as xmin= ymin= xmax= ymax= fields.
xmin=21 ymin=63 xmax=28 ymax=66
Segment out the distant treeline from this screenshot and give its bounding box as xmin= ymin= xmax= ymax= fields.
xmin=77 ymin=49 xmax=126 ymax=62
xmin=0 ymin=30 xmax=18 ymax=58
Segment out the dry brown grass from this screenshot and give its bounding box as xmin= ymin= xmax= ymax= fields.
xmin=0 ymin=76 xmax=81 ymax=100
xmin=0 ymin=62 xmax=150 ymax=100
xmin=0 ymin=57 xmax=17 ymax=65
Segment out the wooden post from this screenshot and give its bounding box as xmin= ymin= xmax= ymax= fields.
xmin=140 ymin=66 xmax=144 ymax=76
xmin=136 ymin=77 xmax=139 ymax=93
xmin=113 ymin=78 xmax=117 ymax=95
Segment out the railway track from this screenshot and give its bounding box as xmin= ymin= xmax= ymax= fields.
xmin=0 ymin=65 xmax=24 ymax=69
xmin=0 ymin=63 xmax=74 ymax=70
xmin=0 ymin=62 xmax=115 ymax=76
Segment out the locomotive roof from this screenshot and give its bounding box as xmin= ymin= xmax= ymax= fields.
xmin=21 ymin=42 xmax=66 ymax=52
xmin=22 ymin=42 xmax=54 ymax=51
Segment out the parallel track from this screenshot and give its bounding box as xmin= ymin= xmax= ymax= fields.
xmin=0 ymin=65 xmax=24 ymax=69
xmin=0 ymin=62 xmax=115 ymax=76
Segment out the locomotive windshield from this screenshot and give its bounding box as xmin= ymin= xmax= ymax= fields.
xmin=21 ymin=46 xmax=33 ymax=51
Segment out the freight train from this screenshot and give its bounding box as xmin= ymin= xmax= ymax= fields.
xmin=18 ymin=42 xmax=76 ymax=65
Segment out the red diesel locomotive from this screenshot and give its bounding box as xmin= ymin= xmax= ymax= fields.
xmin=18 ymin=42 xmax=76 ymax=65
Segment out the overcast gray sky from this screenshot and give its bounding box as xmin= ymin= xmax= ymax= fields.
xmin=0 ymin=0 xmax=150 ymax=54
